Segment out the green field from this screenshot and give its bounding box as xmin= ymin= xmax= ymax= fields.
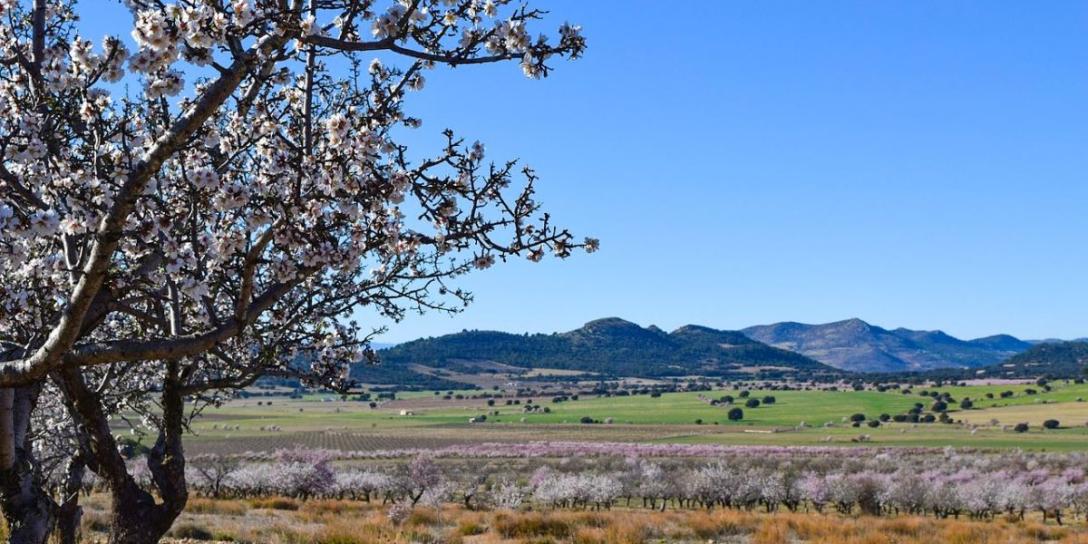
xmin=183 ymin=381 xmax=1088 ymax=453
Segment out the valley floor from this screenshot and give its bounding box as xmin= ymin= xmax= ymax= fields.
xmin=178 ymin=381 xmax=1088 ymax=455
xmin=74 ymin=381 xmax=1088 ymax=543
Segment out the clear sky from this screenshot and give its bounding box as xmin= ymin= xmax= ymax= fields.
xmin=380 ymin=0 xmax=1088 ymax=342
xmin=80 ymin=1 xmax=1088 ymax=342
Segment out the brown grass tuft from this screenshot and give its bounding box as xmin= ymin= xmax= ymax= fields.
xmin=249 ymin=497 xmax=301 ymax=511
xmin=186 ymin=497 xmax=249 ymax=516
xmin=494 ymin=512 xmax=572 ymax=539
xmin=752 ymin=518 xmax=790 ymax=544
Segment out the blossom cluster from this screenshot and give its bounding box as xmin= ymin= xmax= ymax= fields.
xmin=0 ymin=1 xmax=589 ymax=540
xmin=0 ymin=0 xmax=590 ymax=410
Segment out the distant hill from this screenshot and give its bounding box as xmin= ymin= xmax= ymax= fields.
xmin=741 ymin=319 xmax=1032 ymax=373
xmin=977 ymin=341 xmax=1088 ymax=379
xmin=1028 ymin=338 xmax=1088 ymax=345
xmin=360 ymin=318 xmax=839 ymax=384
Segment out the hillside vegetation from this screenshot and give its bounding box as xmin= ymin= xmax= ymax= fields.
xmin=369 ymin=318 xmax=837 ymax=382
xmin=983 ymin=341 xmax=1088 ymax=378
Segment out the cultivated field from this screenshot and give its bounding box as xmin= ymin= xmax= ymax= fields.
xmin=79 ymin=380 xmax=1088 ymax=542
xmin=79 ymin=438 xmax=1088 ymax=543
xmin=182 ymin=380 xmax=1088 ymax=454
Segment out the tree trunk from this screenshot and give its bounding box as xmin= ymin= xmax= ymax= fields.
xmin=0 ymin=385 xmax=56 ymax=544
xmin=55 ymin=455 xmax=86 ymax=544
xmin=106 ymin=480 xmax=180 ymax=544
xmin=58 ymin=367 xmax=189 ymax=544
xmin=0 ymin=460 xmax=54 ymax=544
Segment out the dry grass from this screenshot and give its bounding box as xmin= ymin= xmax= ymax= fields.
xmin=248 ymin=497 xmax=301 ymax=511
xmin=185 ymin=497 xmax=249 ymax=516
xmin=60 ymin=496 xmax=1088 ymax=543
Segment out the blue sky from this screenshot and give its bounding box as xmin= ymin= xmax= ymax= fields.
xmin=81 ymin=2 xmax=1088 ymax=341
xmin=382 ymin=1 xmax=1088 ymax=342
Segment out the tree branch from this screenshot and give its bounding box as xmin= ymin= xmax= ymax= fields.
xmin=0 ymin=33 xmax=291 ymax=387
xmin=303 ymin=35 xmax=519 ymax=65
xmin=59 ymin=275 xmax=305 ymax=369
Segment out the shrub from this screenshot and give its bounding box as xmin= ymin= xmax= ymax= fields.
xmin=727 ymin=408 xmax=744 ymax=421
xmin=314 ymin=521 xmax=388 ymax=544
xmin=761 ymin=396 xmax=776 ymax=405
xmin=745 ymin=399 xmax=760 ymax=409
xmin=457 ymin=520 xmax=487 ymax=536
xmin=1013 ymin=423 xmax=1029 ymax=433
xmin=299 ymin=500 xmax=368 ymax=517
xmin=579 ymin=416 xmax=596 ymax=424
xmin=408 ymin=508 xmax=441 ymax=527
xmin=186 ymin=498 xmax=248 ymax=516
xmin=170 ymin=524 xmax=216 ymax=541
xmin=867 ymin=420 xmax=881 ymax=428
xmin=849 ymin=413 xmax=866 ymax=423
xmin=494 ymin=513 xmax=572 ymax=539
xmin=387 ymin=503 xmax=412 ymax=526
xmin=250 ymin=498 xmax=300 ymax=511
xmin=1043 ymin=419 xmax=1060 ymax=429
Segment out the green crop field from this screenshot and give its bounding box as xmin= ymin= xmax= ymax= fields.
xmin=180 ymin=381 xmax=1088 ymax=454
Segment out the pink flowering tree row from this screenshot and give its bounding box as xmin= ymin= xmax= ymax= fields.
xmin=171 ymin=447 xmax=1088 ymax=525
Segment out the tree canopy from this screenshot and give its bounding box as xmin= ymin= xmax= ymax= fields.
xmin=0 ymin=1 xmax=590 ymax=542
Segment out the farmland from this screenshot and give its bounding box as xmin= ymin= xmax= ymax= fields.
xmin=181 ymin=380 xmax=1088 ymax=454
xmin=109 ymin=379 xmax=1088 ymax=543
xmin=132 ymin=376 xmax=1088 ymax=543
xmin=93 ymin=434 xmax=1088 ymax=543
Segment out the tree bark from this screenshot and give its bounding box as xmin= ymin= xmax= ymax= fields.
xmin=55 ymin=455 xmax=86 ymax=544
xmin=58 ymin=368 xmax=189 ymax=544
xmin=0 ymin=385 xmax=56 ymax=544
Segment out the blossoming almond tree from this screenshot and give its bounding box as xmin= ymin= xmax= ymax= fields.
xmin=0 ymin=1 xmax=590 ymax=542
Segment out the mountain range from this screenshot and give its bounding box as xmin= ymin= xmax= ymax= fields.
xmin=741 ymin=318 xmax=1034 ymax=372
xmin=362 ymin=317 xmax=1068 ymax=386
xmin=363 ymin=318 xmax=838 ymax=385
